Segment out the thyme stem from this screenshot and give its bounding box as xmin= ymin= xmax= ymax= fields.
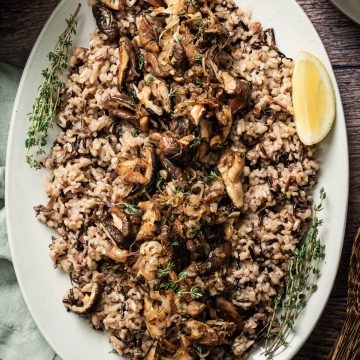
xmin=25 ymin=4 xmax=81 ymax=169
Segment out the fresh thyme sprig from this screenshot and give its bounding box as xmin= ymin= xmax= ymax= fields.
xmin=25 ymin=4 xmax=81 ymax=169
xmin=157 ymin=261 xmax=175 ymax=278
xmin=138 ymin=54 xmax=145 ymax=70
xmin=265 ymin=188 xmax=327 ymax=357
xmin=207 ymin=171 xmax=220 ymax=180
xmin=120 ymin=202 xmax=139 ymax=215
xmin=169 ymin=88 xmax=177 ymax=98
xmin=178 ymin=285 xmax=203 ymax=300
xmin=190 ymin=137 xmax=201 ymax=149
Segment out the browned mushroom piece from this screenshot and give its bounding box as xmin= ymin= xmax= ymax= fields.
xmin=144 ymin=296 xmax=170 ymax=338
xmin=160 ymin=155 xmax=184 ymax=180
xmin=185 ymin=242 xmax=232 ymax=277
xmin=115 ymin=145 xmax=157 ymax=187
xmin=139 ymin=17 xmax=160 ymax=53
xmin=172 ymin=42 xmax=189 ymax=71
xmin=184 ymin=319 xmax=236 ymax=346
xmin=159 ymin=133 xmax=195 ymax=164
xmin=151 ymin=78 xmax=171 ymax=112
xmin=216 ymin=297 xmax=242 ymax=323
xmin=228 ymin=80 xmax=252 ymax=114
xmin=109 ymin=207 xmax=132 ymax=239
xmin=217 ymin=150 xmax=245 ymax=209
xmin=118 ymin=37 xmax=138 ymax=89
xmin=144 ymin=344 xmax=159 ymax=360
xmin=158 ymin=225 xmax=173 ymax=257
xmin=145 ymin=0 xmax=165 ymax=7
xmin=100 ymin=0 xmax=124 ymax=11
xmin=108 ymin=93 xmax=137 ymax=111
xmin=142 ymin=145 xmax=159 ymax=187
xmin=101 ymin=220 xmax=126 ymax=247
xmin=146 ymin=53 xmax=171 ymax=78
xmin=159 ymin=133 xmax=182 ymax=160
xmin=64 ymin=283 xmax=101 ymax=316
xmin=208 ymin=242 xmax=232 ymax=270
xmin=189 ymin=104 xmax=206 ymax=126
xmin=162 ymin=336 xmax=194 ymax=360
xmin=205 ymin=46 xmax=221 ymax=83
xmin=92 ymin=4 xmax=119 ymax=42
xmin=116 ymin=158 xmax=148 ymax=184
xmin=211 ymin=105 xmax=233 ymax=146
xmin=136 ymin=201 xmax=161 ymax=241
xmin=111 ymin=108 xmax=140 ymax=124
xmin=204 ymin=23 xmax=228 ymax=37
xmin=107 ymin=246 xmax=137 ymax=263
xmin=132 ymin=82 xmax=164 ymax=116
xmin=169 ymin=117 xmax=192 ymax=137
xmin=174 ymin=295 xmax=206 ymax=317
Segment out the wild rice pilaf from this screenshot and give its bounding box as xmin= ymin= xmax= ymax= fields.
xmin=35 ymin=0 xmax=319 ymax=358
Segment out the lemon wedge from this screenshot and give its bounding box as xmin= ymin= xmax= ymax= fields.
xmin=292 ymin=51 xmax=336 ymax=146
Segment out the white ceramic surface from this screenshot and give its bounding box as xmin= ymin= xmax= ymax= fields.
xmin=5 ymin=0 xmax=349 ymax=359
xmin=330 ymin=0 xmax=360 ymax=24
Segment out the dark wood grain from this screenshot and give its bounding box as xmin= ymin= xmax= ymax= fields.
xmin=0 ymin=0 xmax=359 ymax=359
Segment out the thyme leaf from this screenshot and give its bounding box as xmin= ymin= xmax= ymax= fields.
xmin=120 ymin=202 xmax=139 ymax=215
xmin=157 ymin=261 xmax=175 ymax=278
xmin=207 ymin=171 xmax=220 ymax=180
xmin=138 ymin=54 xmax=145 ymax=70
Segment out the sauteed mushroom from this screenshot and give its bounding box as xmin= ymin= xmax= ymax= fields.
xmin=92 ymin=4 xmax=119 ymax=42
xmin=64 ymin=283 xmax=101 ymax=315
xmin=217 ymin=150 xmax=245 ymax=209
xmin=139 ymin=17 xmax=160 ymax=53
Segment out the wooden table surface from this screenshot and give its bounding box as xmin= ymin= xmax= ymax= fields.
xmin=0 ymin=0 xmax=359 ymax=359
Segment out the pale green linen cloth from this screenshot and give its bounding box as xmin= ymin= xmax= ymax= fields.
xmin=0 ymin=63 xmax=59 ymax=360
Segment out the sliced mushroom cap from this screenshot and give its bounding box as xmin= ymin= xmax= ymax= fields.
xmin=228 ymin=80 xmax=252 ymax=114
xmin=184 ymin=319 xmax=236 ymax=346
xmin=101 ymin=220 xmax=126 ymax=247
xmin=92 ymin=4 xmax=119 ymax=42
xmin=109 ymin=206 xmax=132 ymax=238
xmin=108 ymin=93 xmax=137 ymax=111
xmin=145 ymin=0 xmax=165 ymax=7
xmin=139 ymin=17 xmax=160 ymax=53
xmin=115 ymin=146 xmax=157 ymax=187
xmin=111 ymin=108 xmax=139 ymax=124
xmin=172 ymin=42 xmax=189 ymax=71
xmin=100 ymin=0 xmax=124 ymax=11
xmin=159 ymin=134 xmax=182 ymax=159
xmin=151 ymin=78 xmax=171 ymax=112
xmin=169 ymin=117 xmax=192 ymax=137
xmin=218 ymin=71 xmax=242 ymax=95
xmin=216 ymin=297 xmax=242 ymax=323
xmin=107 ymin=246 xmax=137 ymax=263
xmin=65 ymin=283 xmax=101 ymax=315
xmin=146 ymin=53 xmax=171 ymax=78
xmin=217 ymin=150 xmax=244 ymax=209
xmin=115 ymin=159 xmax=148 ymax=185
xmin=174 ymin=296 xmax=206 ymax=317
xmin=185 ymin=242 xmax=232 ymax=277
xmin=136 ymin=201 xmax=161 ymax=241
xmin=212 ymin=105 xmax=233 ymax=146
xmin=145 ymin=345 xmax=159 ymax=360
xmin=144 ymin=296 xmax=170 ymax=338
xmin=118 ymin=37 xmax=138 ymax=89
xmin=141 ymin=145 xmax=159 ymax=187
xmin=161 ymin=336 xmax=194 ymax=360
xmin=160 ymin=155 xmax=184 ymax=180
xmin=135 ymin=82 xmax=164 ymax=116
xmin=189 ymin=104 xmax=206 ymax=126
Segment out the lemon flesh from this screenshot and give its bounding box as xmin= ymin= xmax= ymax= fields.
xmin=292 ymin=51 xmax=336 ymax=146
